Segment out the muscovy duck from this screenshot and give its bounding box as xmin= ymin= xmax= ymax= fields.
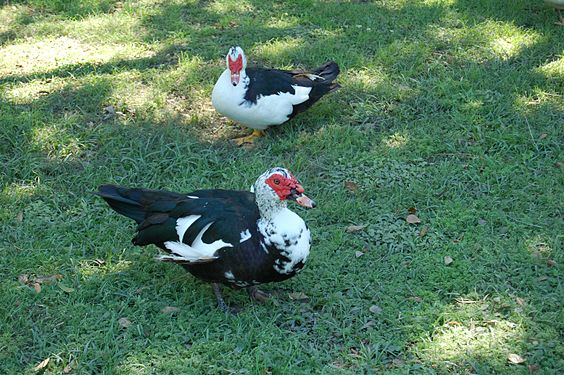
xmin=95 ymin=167 xmax=315 ymax=312
xmin=212 ymin=46 xmax=341 ymax=145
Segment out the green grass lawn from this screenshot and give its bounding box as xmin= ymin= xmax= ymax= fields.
xmin=1 ymin=0 xmax=562 ymax=373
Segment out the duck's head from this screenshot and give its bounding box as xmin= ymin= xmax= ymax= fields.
xmin=226 ymin=46 xmax=247 ymax=86
xmin=252 ymin=168 xmax=316 ymax=213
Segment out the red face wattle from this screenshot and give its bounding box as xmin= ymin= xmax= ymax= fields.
xmin=265 ymin=173 xmax=316 ymax=209
xmin=228 ymin=54 xmax=243 ymax=86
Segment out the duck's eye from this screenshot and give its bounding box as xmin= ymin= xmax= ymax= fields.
xmin=273 ymin=179 xmax=280 ymax=185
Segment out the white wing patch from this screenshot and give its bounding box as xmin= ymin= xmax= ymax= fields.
xmin=175 ymin=215 xmax=200 ymax=243
xmin=159 ymin=215 xmax=233 ymax=262
xmin=187 ymin=195 xmax=199 ymax=199
xmin=239 ymin=229 xmax=252 ymax=243
xmin=224 ymin=271 xmax=235 ymax=280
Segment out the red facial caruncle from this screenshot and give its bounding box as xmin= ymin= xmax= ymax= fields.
xmin=228 ymin=54 xmax=243 ymax=86
xmin=265 ymin=173 xmax=304 ymax=200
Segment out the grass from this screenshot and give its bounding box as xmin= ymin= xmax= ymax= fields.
xmin=0 ymin=0 xmax=562 ymax=373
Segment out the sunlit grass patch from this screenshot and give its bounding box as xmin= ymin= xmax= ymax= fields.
xmin=0 ymin=36 xmax=154 ymax=76
xmin=383 ymin=132 xmax=409 ymax=149
xmin=535 ymin=54 xmax=564 ymax=81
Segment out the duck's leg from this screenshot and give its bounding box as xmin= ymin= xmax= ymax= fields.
xmin=247 ymin=286 xmax=272 ymax=303
xmin=212 ymin=283 xmax=239 ymax=314
xmin=233 ymin=129 xmax=265 ymax=146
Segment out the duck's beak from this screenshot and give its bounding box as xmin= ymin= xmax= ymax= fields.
xmin=230 ymin=72 xmax=240 ymax=86
xmin=289 ymin=188 xmax=316 ymax=209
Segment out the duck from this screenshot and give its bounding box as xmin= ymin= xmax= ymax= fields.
xmin=95 ymin=167 xmax=315 ymax=313
xmin=212 ymin=46 xmax=341 ymax=145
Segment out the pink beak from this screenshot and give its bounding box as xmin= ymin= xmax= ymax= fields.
xmin=296 ymin=194 xmax=316 ymax=209
xmin=231 ymin=72 xmax=240 ymax=86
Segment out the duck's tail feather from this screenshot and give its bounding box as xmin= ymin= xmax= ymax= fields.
xmin=95 ymin=185 xmax=147 ymax=224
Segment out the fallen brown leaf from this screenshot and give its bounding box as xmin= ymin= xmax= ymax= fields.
xmin=516 ymin=297 xmax=525 ymax=306
xmin=34 ymin=274 xmax=63 ymax=284
xmin=444 ymin=256 xmax=453 ymax=265
xmin=18 ymin=274 xmax=29 ymax=284
xmin=16 ymin=212 xmax=23 ymax=223
xmin=369 ymin=305 xmax=383 ymax=314
xmin=419 ymin=226 xmax=429 ymax=238
xmin=391 ymin=358 xmax=404 ymax=368
xmin=34 ymin=357 xmax=50 ymax=372
xmin=63 ymin=365 xmax=72 ymax=373
xmin=483 ymin=320 xmax=499 ymax=325
xmin=349 ymin=347 xmax=361 ymax=358
xmin=118 ymin=317 xmax=131 ymax=328
xmin=406 ymin=214 xmax=421 ymax=224
xmin=161 ymin=306 xmax=180 ymax=313
xmin=288 ymin=292 xmax=309 ymax=301
xmin=360 ymin=320 xmax=376 ymax=330
xmin=539 ymin=133 xmax=547 ymax=140
xmin=33 ymin=283 xmax=41 ymax=293
xmin=103 ymin=105 xmax=115 ymax=116
xmin=508 ymin=353 xmax=525 ymax=364
xmin=345 ymin=224 xmax=367 ymax=233
xmin=355 ymin=251 xmax=364 ymax=258
xmin=546 ymin=259 xmax=556 ymax=267
xmin=344 ymin=181 xmax=359 ymax=192
xmin=527 ymin=364 xmax=540 ymax=372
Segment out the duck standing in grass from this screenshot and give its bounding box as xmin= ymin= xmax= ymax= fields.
xmin=212 ymin=46 xmax=341 ymax=145
xmin=96 ymin=167 xmax=315 ymax=313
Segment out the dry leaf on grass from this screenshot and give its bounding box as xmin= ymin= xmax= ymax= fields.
xmin=63 ymin=365 xmax=73 ymax=373
xmin=16 ymin=212 xmax=23 ymax=223
xmin=355 ymin=251 xmax=364 ymax=258
xmin=508 ymin=353 xmax=525 ymax=364
xmin=546 ymin=259 xmax=556 ymax=267
xmin=344 ymin=181 xmax=359 ymax=192
xmin=346 ymin=224 xmax=367 ymax=233
xmin=118 ymin=317 xmax=131 ymax=328
xmin=33 ymin=283 xmax=41 ymax=293
xmin=406 ymin=214 xmax=421 ymax=224
xmin=34 ymin=274 xmax=63 ymax=284
xmin=288 ymin=292 xmax=309 ymax=301
xmin=18 ymin=274 xmax=29 ymax=284
xmin=34 ymin=358 xmax=50 ymax=372
xmin=515 ymin=297 xmax=525 ymax=306
xmin=419 ymin=226 xmax=429 ymax=238
xmin=539 ymin=133 xmax=547 ymax=140
xmin=161 ymin=306 xmax=180 ymax=313
xmin=444 ymin=256 xmax=453 ymax=266
xmin=360 ymin=320 xmax=376 ymax=330
xmin=369 ymin=305 xmax=383 ymax=314
xmin=527 ymin=364 xmax=540 ymax=372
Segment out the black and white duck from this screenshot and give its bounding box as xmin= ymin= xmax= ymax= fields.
xmin=212 ymin=46 xmax=341 ymax=145
xmin=96 ymin=167 xmax=315 ymax=312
